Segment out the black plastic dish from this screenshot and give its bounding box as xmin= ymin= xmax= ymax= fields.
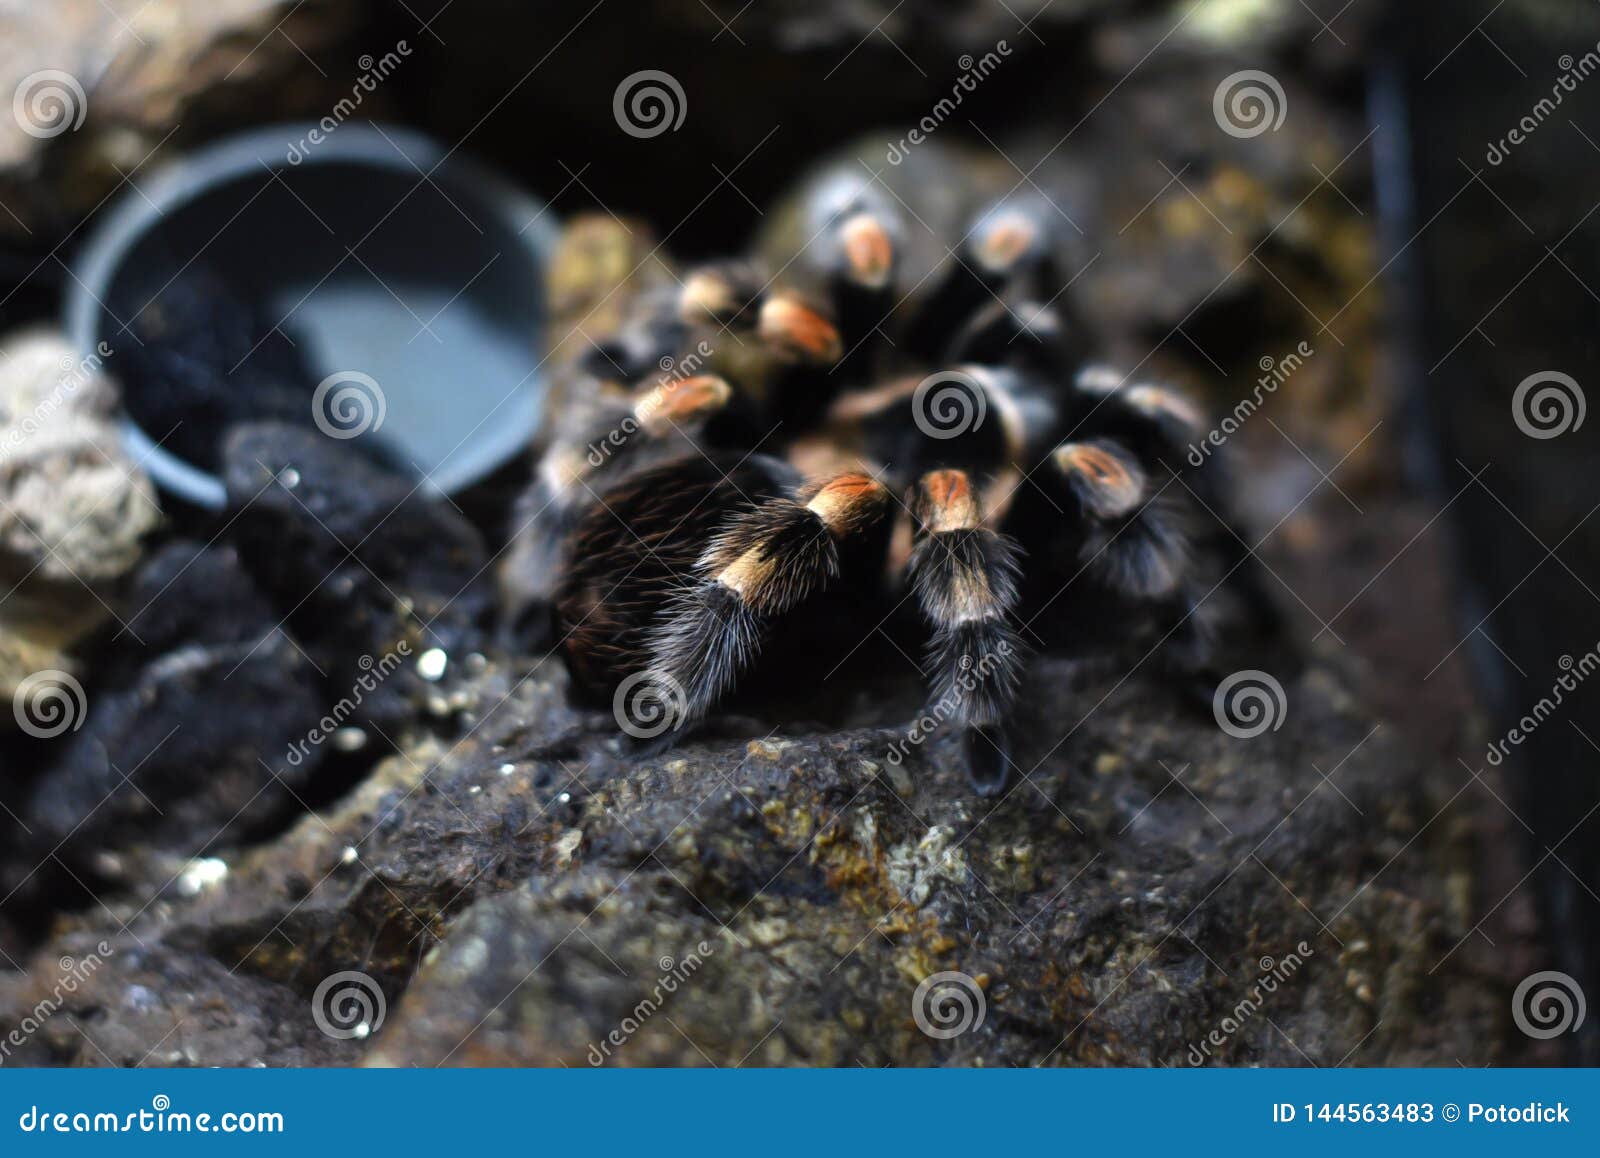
xmin=66 ymin=123 xmax=556 ymax=508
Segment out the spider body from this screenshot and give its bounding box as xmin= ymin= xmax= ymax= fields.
xmin=509 ymin=144 xmax=1272 ymax=794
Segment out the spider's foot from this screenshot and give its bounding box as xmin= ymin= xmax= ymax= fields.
xmin=625 ymin=725 xmax=693 ymax=761
xmin=963 ymin=724 xmax=1015 ymax=798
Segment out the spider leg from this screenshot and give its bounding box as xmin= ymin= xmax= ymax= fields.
xmin=757 ymin=289 xmax=844 ymax=365
xmin=679 ymin=261 xmax=768 ymax=329
xmin=826 ymin=207 xmax=900 ymax=381
xmin=501 ymin=375 xmax=748 ymax=652
xmin=1045 ymin=438 xmax=1223 ymax=699
xmin=908 ymin=197 xmax=1059 ymax=362
xmin=750 ymin=287 xmax=852 ymax=429
xmin=946 ymin=296 xmax=1080 ymax=379
xmin=906 ymin=470 xmax=1026 ymax=797
xmin=965 ymin=365 xmax=1064 ymax=526
xmin=1073 ymin=376 xmax=1282 ymax=637
xmin=754 ymin=167 xmax=901 ymax=375
xmin=1051 ymin=440 xmax=1188 ymax=602
xmin=967 ymin=196 xmax=1060 ymax=297
xmin=837 ymin=209 xmax=897 ymax=292
xmin=577 ymin=282 xmax=690 ymax=382
xmin=642 ymin=472 xmax=890 ymax=741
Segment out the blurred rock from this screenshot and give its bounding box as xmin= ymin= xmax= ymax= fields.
xmin=113 ymin=264 xmax=322 ymax=472
xmin=0 ymin=327 xmax=119 ymax=422
xmin=0 ymin=329 xmax=159 ymax=726
xmin=22 ymin=626 xmax=324 ymax=863
xmin=0 ymin=419 xmax=159 ymax=593
xmin=9 ymin=540 xmax=315 ymax=901
xmin=0 ymin=0 xmax=365 ymax=238
xmin=0 ymin=329 xmax=157 ymax=591
xmin=220 ymin=422 xmax=493 ymax=734
xmin=0 ymin=934 xmax=351 ymax=1066
xmin=109 ymin=539 xmax=282 ymax=677
xmin=545 ymin=214 xmax=676 ymax=368
xmin=0 ymin=629 xmax=77 ymax=732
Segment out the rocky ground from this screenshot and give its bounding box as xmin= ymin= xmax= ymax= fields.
xmin=0 ymin=638 xmax=1504 ymax=1067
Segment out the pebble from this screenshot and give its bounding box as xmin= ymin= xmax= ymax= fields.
xmin=417 ymin=648 xmax=449 ymax=681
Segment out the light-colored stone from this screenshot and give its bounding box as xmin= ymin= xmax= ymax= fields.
xmin=0 ymin=329 xmax=159 ymax=726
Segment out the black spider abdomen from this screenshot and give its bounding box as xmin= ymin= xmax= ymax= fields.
xmin=553 ymin=452 xmax=797 ymax=702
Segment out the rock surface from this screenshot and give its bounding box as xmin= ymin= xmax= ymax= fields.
xmin=0 ymin=643 xmax=1502 ymax=1066
xmin=220 ymin=422 xmax=494 ymax=735
xmin=0 ymin=0 xmax=363 ymax=238
xmin=19 ymin=540 xmax=320 ymax=866
xmin=0 ymin=329 xmax=159 ymax=723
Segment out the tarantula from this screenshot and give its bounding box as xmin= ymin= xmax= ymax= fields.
xmin=502 ymin=140 xmax=1269 ymax=795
